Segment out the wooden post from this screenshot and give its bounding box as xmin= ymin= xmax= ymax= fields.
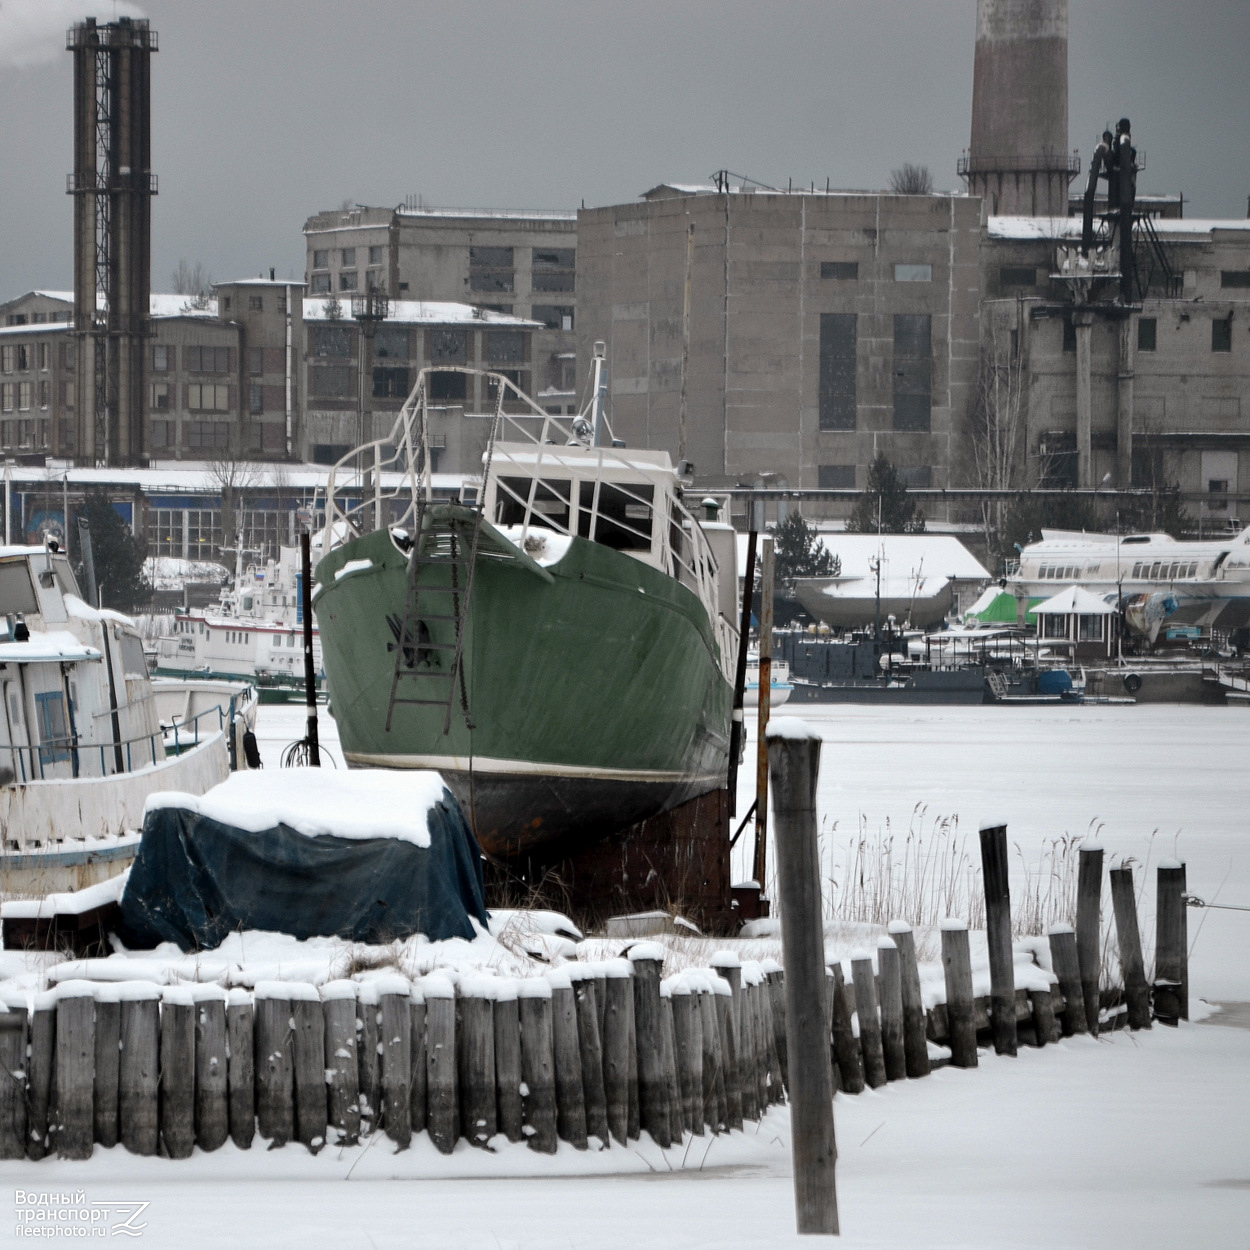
xmin=700 ymin=988 xmax=727 ymax=1131
xmin=291 ymin=989 xmax=328 ymax=1152
xmin=26 ymin=993 xmax=56 ymax=1160
xmin=889 ymin=922 xmax=933 ymax=1075
xmin=1155 ymin=861 xmax=1188 ymax=1024
xmin=55 ymin=985 xmax=96 ymax=1160
xmin=550 ymin=973 xmax=588 ymax=1149
xmin=1109 ymin=863 xmax=1152 ymax=1030
xmin=659 ymin=992 xmax=681 ymax=1138
xmin=753 ymin=533 xmax=776 ymax=888
xmin=629 ymin=950 xmax=670 ymax=1147
xmin=572 ymin=970 xmax=609 ymax=1145
xmin=1047 ymin=926 xmax=1088 ymax=1034
xmin=320 ymin=982 xmax=360 ymax=1146
xmin=493 ymin=983 xmax=524 ymax=1143
xmin=749 ymin=978 xmax=770 ymax=1111
xmin=225 ymin=991 xmax=254 ymax=1150
xmin=254 ymin=985 xmax=294 ymax=1147
xmin=460 ymin=979 xmax=497 ymax=1147
xmin=769 ymin=724 xmax=839 ymax=1235
xmin=378 ymin=982 xmax=412 ymax=1148
xmin=192 ymin=987 xmax=229 ymax=1152
xmin=716 ymin=984 xmax=743 ymax=1130
xmin=356 ymin=983 xmax=380 ymax=1136
xmin=687 ymin=986 xmax=706 ymax=1132
xmin=424 ymin=976 xmax=457 ymax=1154
xmin=1029 ymin=988 xmax=1061 ymax=1045
xmin=824 ymin=969 xmax=836 ymax=1092
xmin=92 ymin=986 xmax=120 ymax=1149
xmin=765 ymin=966 xmax=789 ymax=1094
xmin=602 ymin=961 xmax=632 ymax=1145
xmin=940 ymin=921 xmax=978 ymax=1069
xmin=626 ymin=987 xmax=640 ymax=1142
xmin=118 ymin=987 xmax=160 ymax=1157
xmin=1076 ymin=845 xmax=1105 ymax=1035
xmin=978 ymin=822 xmax=1018 ymax=1056
xmin=670 ymin=984 xmax=696 ymax=1133
xmin=518 ymin=982 xmax=558 ymax=1154
xmin=409 ymin=988 xmax=427 ymax=1139
xmin=829 ymin=963 xmax=864 ymax=1094
xmin=850 ymin=953 xmax=887 ymax=1088
xmin=0 ymin=996 xmax=28 ymax=1159
xmin=759 ymin=970 xmax=783 ymax=1105
xmin=876 ymin=937 xmax=907 ymax=1082
xmin=160 ymin=989 xmax=196 ymax=1160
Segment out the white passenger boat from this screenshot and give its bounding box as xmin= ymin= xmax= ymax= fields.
xmin=744 ymin=659 xmax=793 ymax=708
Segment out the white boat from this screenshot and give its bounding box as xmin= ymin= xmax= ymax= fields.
xmin=1011 ymin=524 xmax=1250 ymax=641
xmin=0 ymin=542 xmax=231 ymax=894
xmin=154 ymin=542 xmax=324 ymax=702
xmin=744 ymin=659 xmax=793 ymax=707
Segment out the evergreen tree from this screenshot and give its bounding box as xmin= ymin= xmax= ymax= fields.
xmin=773 ymin=511 xmax=840 ymax=586
xmin=845 ymin=454 xmax=926 ymax=533
xmin=75 ymin=489 xmax=151 ymax=613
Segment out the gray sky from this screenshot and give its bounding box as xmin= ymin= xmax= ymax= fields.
xmin=1 ymin=0 xmax=1247 ymax=300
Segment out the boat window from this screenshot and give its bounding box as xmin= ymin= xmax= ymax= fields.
xmin=1131 ymin=563 xmax=1142 ymax=577
xmin=1041 ymin=615 xmax=1068 ymax=640
xmin=0 ymin=561 xmax=38 ymax=616
xmin=34 ymin=691 xmax=70 ymax=764
xmin=1077 ymin=614 xmax=1104 ymax=641
xmin=1150 ymin=562 xmax=1161 ymax=578
xmin=578 ymin=481 xmax=654 ymax=552
xmin=8 ymin=690 xmax=21 ymax=728
xmin=1188 ymin=562 xmax=1198 ymax=577
xmin=51 ymin=558 xmax=80 ymax=598
xmin=119 ymin=632 xmax=146 ymax=678
xmin=495 ymin=476 xmax=572 ymax=531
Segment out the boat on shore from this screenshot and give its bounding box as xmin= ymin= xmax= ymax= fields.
xmin=744 ymin=659 xmax=792 ymax=708
xmin=312 ymin=361 xmax=737 ymax=859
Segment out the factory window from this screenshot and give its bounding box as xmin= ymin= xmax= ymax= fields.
xmin=0 ymin=347 xmax=11 ymax=374
xmin=152 ymin=344 xmax=169 ymax=372
xmin=818 ymin=464 xmax=855 ymax=489
xmin=313 ymin=250 xmax=329 ymax=269
xmin=310 ymin=274 xmax=331 ymax=295
xmin=1062 ymin=315 xmax=1076 ymax=352
xmin=820 ymin=261 xmax=858 ymax=280
xmin=373 ymin=367 xmax=410 ymax=399
xmin=150 ymin=382 xmax=170 ymax=411
xmin=469 ymin=246 xmax=514 ymax=293
xmin=62 ymin=342 xmax=75 ymax=368
xmin=248 ymin=347 xmax=264 ymax=376
xmin=312 ymin=443 xmax=352 ymax=465
xmin=531 ymin=248 xmax=575 ymax=293
xmin=369 ymin=245 xmax=384 ymax=266
xmin=150 ymin=419 xmax=174 ymax=448
xmin=373 ymin=326 xmax=409 ymax=360
xmin=1077 ymin=615 xmax=1104 ymax=642
xmin=249 ymin=385 xmax=264 ymax=414
xmin=487 ymin=330 xmax=527 ymax=363
xmin=310 ymin=366 xmax=352 ymax=398
xmin=1138 ymin=318 xmax=1157 ymax=352
xmin=894 ymin=263 xmax=932 ymax=282
xmin=897 ymin=465 xmax=932 ymax=487
xmin=186 ymin=346 xmax=231 ymax=373
xmin=38 ymin=381 xmax=49 ymax=408
xmin=1000 ymin=267 xmax=1037 ymax=288
xmin=32 ymin=313 xmax=46 ymax=324
xmin=248 ymin=295 xmax=263 ymax=312
xmin=428 ymin=371 xmax=467 ymax=401
xmin=311 ymin=325 xmax=352 ymax=357
xmin=338 ymin=271 xmax=358 ymax=292
xmin=16 ymin=345 xmax=29 ymax=371
xmin=365 ymin=269 xmax=384 ymax=291
xmin=818 ymin=313 xmax=857 ymax=431
xmin=341 ymin=249 xmax=356 ymax=267
xmin=18 ymin=382 xmax=31 ymax=411
xmin=1220 ymin=271 xmax=1250 ymax=288
xmin=61 ymin=381 xmax=74 ymax=409
xmin=1212 ymin=316 xmax=1232 ymax=352
xmin=5 ymin=315 xmax=24 ymax=326
xmin=37 ymin=343 xmax=48 ymax=371
xmin=485 ymin=370 xmax=527 ymax=403
xmin=477 ymin=304 xmax=513 ymax=315
xmin=189 ymin=383 xmax=230 ymax=411
xmin=222 ymin=298 xmax=232 ymax=313
xmin=1 ymin=384 xmax=12 ymax=412
xmin=893 ymin=314 xmax=931 ymax=431
xmin=429 ymin=328 xmax=467 ymax=362
xmin=188 ymin=421 xmax=230 ymax=451
xmin=532 ymin=305 xmax=574 ymax=331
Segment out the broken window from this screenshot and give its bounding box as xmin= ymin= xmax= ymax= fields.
xmin=313 ymin=250 xmax=329 ymax=269
xmin=1138 ymin=318 xmax=1157 ymax=352
xmin=818 ymin=313 xmax=856 ymax=431
xmin=428 ymin=371 xmax=467 ymax=401
xmin=1000 ymin=266 xmax=1037 ymax=288
xmin=429 ymin=328 xmax=466 ymax=362
xmin=487 ymin=330 xmax=526 ymax=363
xmin=150 ymin=381 xmax=170 ymax=411
xmin=532 ymin=305 xmax=574 ymax=331
xmin=1212 ymin=316 xmax=1232 ymax=352
xmin=893 ymin=314 xmax=931 ymax=431
xmin=372 ymin=367 xmax=410 ymax=399
xmin=311 ymin=325 xmax=352 ymax=357
xmin=373 ymin=327 xmax=409 ymax=360
xmin=310 ymin=366 xmax=352 ymax=398
xmin=469 ymin=246 xmax=514 ymax=293
xmin=820 ymin=261 xmax=858 ymax=280
xmin=818 ymin=464 xmax=855 ymax=488
xmin=338 ymin=271 xmax=358 ymax=292
xmin=531 ymin=248 xmax=575 ymax=293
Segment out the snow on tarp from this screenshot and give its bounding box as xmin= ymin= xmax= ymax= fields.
xmin=118 ymin=769 xmax=488 ymax=951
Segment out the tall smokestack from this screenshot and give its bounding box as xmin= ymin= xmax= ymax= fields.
xmin=960 ymin=0 xmax=1076 ymax=216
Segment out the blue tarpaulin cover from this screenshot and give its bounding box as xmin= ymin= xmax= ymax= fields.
xmin=118 ymin=783 xmax=488 ymax=951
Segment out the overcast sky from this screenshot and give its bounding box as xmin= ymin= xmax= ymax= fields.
xmin=0 ymin=0 xmax=1247 ymax=300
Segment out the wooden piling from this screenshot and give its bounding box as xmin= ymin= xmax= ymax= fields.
xmin=409 ymin=988 xmax=427 ymax=1139
xmin=518 ymin=982 xmax=558 ymax=1154
xmin=26 ymin=993 xmax=56 ymax=1160
xmin=1029 ymin=987 xmax=1061 ymax=1045
xmin=191 ymin=987 xmax=229 ymax=1153
xmin=602 ymin=960 xmax=632 ymax=1145
xmin=356 ymin=982 xmax=380 ymax=1136
xmin=765 ymin=966 xmax=789 ymax=1093
xmin=939 ymin=921 xmax=978 ymax=1069
xmin=670 ymin=983 xmax=696 ymax=1133
xmin=629 ymin=950 xmax=670 ymax=1147
xmin=769 ymin=724 xmax=840 ymax=1235
xmin=460 ymin=977 xmax=497 ymax=1147
xmin=685 ymin=985 xmax=705 ymax=1133
xmin=1047 ymin=926 xmax=1087 ymax=1034
xmin=700 ymin=987 xmax=727 ymax=1131
xmin=254 ymin=984 xmax=294 ymax=1147
xmin=890 ymin=923 xmax=933 ymax=1076
xmin=424 ymin=975 xmax=458 ymax=1154
xmin=493 ymin=984 xmax=525 ymax=1144
xmin=377 ymin=981 xmax=412 ymax=1148
xmin=118 ymin=987 xmax=159 ymax=1157
xmin=1109 ymin=863 xmax=1152 ymax=1030
xmin=748 ymin=977 xmax=770 ymax=1112
xmin=0 ymin=994 xmax=28 ymax=1159
xmin=978 ymin=823 xmax=1018 ymax=1057
xmin=160 ymin=989 xmax=196 ymax=1160
xmin=850 ymin=954 xmax=887 ymax=1088
xmin=571 ymin=970 xmax=609 ymax=1145
xmin=550 ymin=974 xmax=588 ymax=1149
xmin=659 ymin=993 xmax=681 ymax=1138
xmin=1155 ymin=861 xmax=1188 ymax=1024
xmin=829 ymin=963 xmax=864 ymax=1094
xmin=875 ymin=938 xmax=907 ymax=1082
xmin=291 ymin=988 xmax=328 ymax=1152
xmin=91 ymin=986 xmax=119 ymax=1149
xmin=716 ymin=984 xmax=744 ymax=1130
xmin=320 ymin=982 xmax=360 ymax=1146
xmin=758 ymin=969 xmax=783 ymax=1106
xmin=1076 ymin=845 xmax=1105 ymax=1036
xmin=55 ymin=985 xmax=96 ymax=1160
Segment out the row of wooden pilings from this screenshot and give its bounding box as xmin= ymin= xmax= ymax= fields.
xmin=0 ymin=949 xmax=791 ymax=1162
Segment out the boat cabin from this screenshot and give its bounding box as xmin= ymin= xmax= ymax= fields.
xmin=1032 ymin=585 xmax=1121 ymax=660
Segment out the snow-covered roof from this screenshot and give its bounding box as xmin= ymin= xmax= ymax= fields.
xmin=988 ymin=215 xmax=1250 ymax=241
xmin=5 ymin=290 xmax=218 ymax=319
xmin=735 ymin=532 xmax=989 ymax=581
xmin=303 ymin=297 xmax=539 ymax=328
xmin=214 ymin=278 xmax=306 ymax=288
xmin=0 ymin=322 xmax=69 ymax=337
xmin=0 ymin=629 xmax=100 ymax=664
xmin=1032 ymin=585 xmax=1118 ymax=615
xmin=394 ymin=206 xmax=575 ymax=222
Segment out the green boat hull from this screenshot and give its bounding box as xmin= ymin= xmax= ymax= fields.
xmin=314 ymin=516 xmax=732 ymax=858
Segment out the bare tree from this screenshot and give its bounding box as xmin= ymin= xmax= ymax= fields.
xmin=889 ymin=163 xmax=934 ymax=195
xmin=207 ymin=449 xmax=261 ymax=566
xmin=171 ymin=259 xmax=214 ymax=306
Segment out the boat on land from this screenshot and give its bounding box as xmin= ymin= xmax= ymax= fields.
xmin=744 ymin=658 xmax=793 ymax=708
xmin=312 ymin=359 xmax=737 ymax=859
xmin=0 ymin=542 xmax=232 ymax=893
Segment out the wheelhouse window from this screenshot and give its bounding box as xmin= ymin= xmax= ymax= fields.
xmin=579 ymin=481 xmax=654 ymax=551
xmin=496 ymin=477 xmax=572 ymax=531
